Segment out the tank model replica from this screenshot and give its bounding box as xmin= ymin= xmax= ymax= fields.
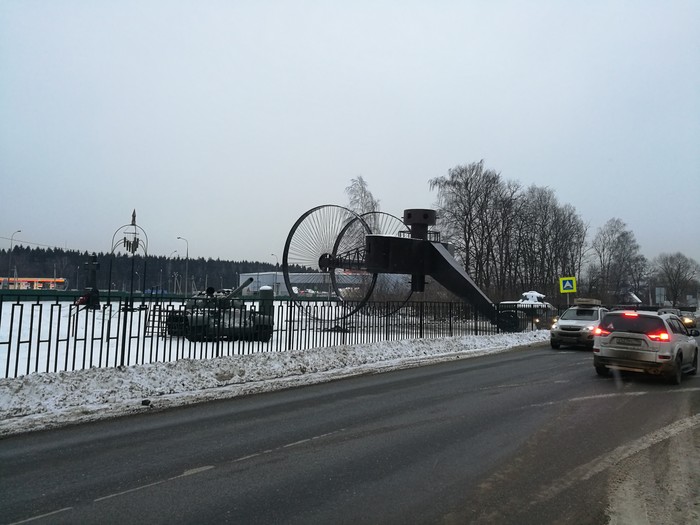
xmin=165 ymin=277 xmax=274 ymax=342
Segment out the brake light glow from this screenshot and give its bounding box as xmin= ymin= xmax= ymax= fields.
xmin=647 ymin=332 xmax=670 ymax=342
xmin=594 ymin=327 xmax=610 ymax=336
xmin=623 ymin=312 xmax=639 ymax=318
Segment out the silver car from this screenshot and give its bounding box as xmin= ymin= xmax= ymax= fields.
xmin=593 ymin=310 xmax=699 ymax=384
xmin=550 ymin=304 xmax=607 ymax=349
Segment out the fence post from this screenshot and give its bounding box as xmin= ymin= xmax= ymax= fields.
xmin=285 ymin=303 xmax=295 ymax=351
xmin=419 ymin=301 xmax=424 ymax=339
xmin=385 ymin=302 xmax=390 ymax=341
xmin=119 ymin=299 xmax=128 ymax=367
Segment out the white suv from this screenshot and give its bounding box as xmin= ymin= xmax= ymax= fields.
xmin=593 ymin=310 xmax=699 ymax=384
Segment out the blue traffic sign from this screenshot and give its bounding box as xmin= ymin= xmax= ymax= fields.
xmin=559 ymin=277 xmax=577 ymax=293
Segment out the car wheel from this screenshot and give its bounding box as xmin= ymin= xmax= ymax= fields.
xmin=595 ymin=365 xmax=609 ymax=377
xmin=690 ymin=349 xmax=698 ymax=376
xmin=668 ymin=356 xmax=683 ymax=385
xmin=551 ymin=340 xmax=560 ymax=350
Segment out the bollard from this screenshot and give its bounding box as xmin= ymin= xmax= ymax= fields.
xmin=257 ymin=286 xmax=275 ymax=342
xmin=258 ymin=286 xmax=274 ymax=317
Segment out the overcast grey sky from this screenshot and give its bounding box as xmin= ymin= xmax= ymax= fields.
xmin=1 ymin=1 xmax=699 ymax=267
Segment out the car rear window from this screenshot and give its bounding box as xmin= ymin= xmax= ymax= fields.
xmin=560 ymin=308 xmax=598 ymax=320
xmin=599 ymin=313 xmax=665 ymax=334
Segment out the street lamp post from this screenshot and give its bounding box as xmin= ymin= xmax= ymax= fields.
xmin=167 ymin=251 xmax=177 ymax=294
xmin=109 ymin=210 xmax=149 ymax=366
xmin=177 ymin=236 xmax=189 ymax=296
xmin=8 ymin=230 xmax=21 ymax=289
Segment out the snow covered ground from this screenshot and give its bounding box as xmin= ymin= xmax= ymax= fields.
xmin=0 ymin=331 xmax=550 ymax=436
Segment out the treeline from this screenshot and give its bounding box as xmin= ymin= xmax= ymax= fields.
xmin=429 ymin=161 xmax=699 ymax=306
xmin=430 ymin=161 xmax=587 ymax=302
xmin=0 ymin=246 xmax=279 ymax=293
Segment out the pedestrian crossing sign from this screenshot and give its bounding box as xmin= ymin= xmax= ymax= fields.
xmin=559 ymin=277 xmax=577 ymax=293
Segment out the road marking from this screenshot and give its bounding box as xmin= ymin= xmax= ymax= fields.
xmin=176 ymin=465 xmax=215 ymax=478
xmin=528 ymin=387 xmax=700 ymax=408
xmin=236 ymin=429 xmax=345 ymax=461
xmin=94 ymin=429 xmax=345 ymax=502
xmin=95 ymin=478 xmax=173 ymax=501
xmin=529 ymin=391 xmax=647 ymax=407
xmin=95 ymin=465 xmax=215 ymax=502
xmin=532 ymin=412 xmax=700 ymax=504
xmin=8 ymin=508 xmax=73 ymax=524
xmin=486 ymin=379 xmax=569 ymax=390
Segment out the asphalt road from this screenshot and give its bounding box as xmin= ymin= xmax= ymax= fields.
xmin=1 ymin=343 xmax=699 ymax=524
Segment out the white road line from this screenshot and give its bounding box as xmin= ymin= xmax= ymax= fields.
xmin=529 ymin=387 xmax=700 ymax=408
xmin=533 ymin=412 xmax=700 ymax=504
xmin=175 ymin=465 xmax=215 ymax=478
xmin=94 ymin=479 xmax=170 ymax=502
xmin=234 ymin=452 xmax=262 ymax=462
xmin=8 ymin=507 xmax=73 ymax=524
xmin=95 ymin=465 xmax=215 ymax=502
xmin=94 ymin=429 xmax=345 ymax=503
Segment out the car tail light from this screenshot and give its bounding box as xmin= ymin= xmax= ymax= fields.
xmin=594 ymin=327 xmax=610 ymax=336
xmin=623 ymin=312 xmax=639 ymax=317
xmin=647 ymin=331 xmax=670 ymax=342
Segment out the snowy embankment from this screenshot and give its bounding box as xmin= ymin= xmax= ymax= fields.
xmin=0 ymin=331 xmax=550 ymax=436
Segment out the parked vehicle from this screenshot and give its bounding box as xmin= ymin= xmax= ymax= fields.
xmin=550 ymin=298 xmax=607 ymax=349
xmin=593 ymin=310 xmax=699 ymax=384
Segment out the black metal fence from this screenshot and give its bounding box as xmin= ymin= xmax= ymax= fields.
xmin=0 ymin=292 xmax=551 ymax=379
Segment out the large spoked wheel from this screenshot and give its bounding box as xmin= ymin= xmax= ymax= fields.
xmin=282 ymin=205 xmax=375 ymax=320
xmin=351 ymin=212 xmax=413 ymax=317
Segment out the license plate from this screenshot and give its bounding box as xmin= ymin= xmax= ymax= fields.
xmin=616 ymin=337 xmax=641 ymax=347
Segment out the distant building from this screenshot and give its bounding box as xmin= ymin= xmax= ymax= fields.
xmin=239 ymin=272 xmax=285 ymax=296
xmin=239 ymin=271 xmax=371 ymax=298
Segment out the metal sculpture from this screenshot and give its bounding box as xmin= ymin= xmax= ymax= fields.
xmin=282 ymin=206 xmax=506 ymax=327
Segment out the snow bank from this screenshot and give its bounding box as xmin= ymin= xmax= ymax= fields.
xmin=0 ymin=331 xmax=550 ymax=436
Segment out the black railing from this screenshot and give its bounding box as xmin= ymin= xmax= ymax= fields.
xmin=0 ymin=293 xmax=551 ymax=379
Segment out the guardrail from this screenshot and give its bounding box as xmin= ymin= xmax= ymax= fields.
xmin=0 ymin=293 xmax=549 ymax=379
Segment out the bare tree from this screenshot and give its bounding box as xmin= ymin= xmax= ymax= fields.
xmin=508 ymin=186 xmax=587 ymax=302
xmin=653 ymin=253 xmax=700 ymax=306
xmin=628 ymin=253 xmax=651 ymax=302
xmin=589 ymin=218 xmax=644 ymax=304
xmin=430 ymin=162 xmax=587 ymax=303
xmin=345 ymin=176 xmax=380 ymax=216
xmin=487 ymin=179 xmax=522 ymax=301
xmin=429 ymin=160 xmax=502 ymax=287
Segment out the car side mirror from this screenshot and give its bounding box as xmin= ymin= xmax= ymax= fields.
xmin=689 ymin=328 xmax=700 ymax=337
